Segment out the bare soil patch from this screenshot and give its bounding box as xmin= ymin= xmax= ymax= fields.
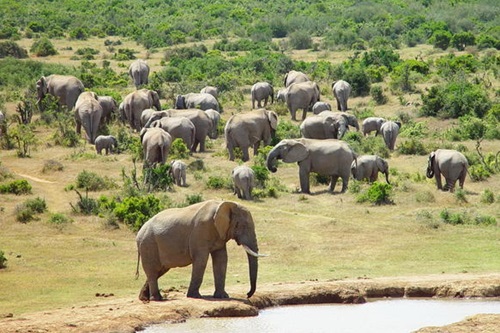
xmin=1 ymin=273 xmax=498 ymax=333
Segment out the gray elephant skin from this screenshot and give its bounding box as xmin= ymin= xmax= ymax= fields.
xmin=331 ymin=111 xmax=360 ymax=132
xmin=225 ymin=108 xmax=278 ymax=162
xmin=426 ymin=149 xmax=468 ymax=192
xmin=232 ymin=165 xmax=255 ymax=200
xmin=129 ymin=59 xmax=150 ymax=88
xmin=251 ymin=82 xmax=274 ymax=109
xmin=176 ymin=93 xmax=220 ymax=112
xmin=140 ymin=127 xmax=172 ymax=167
xmin=312 ymin=101 xmax=331 ymax=114
xmin=95 ymin=135 xmax=118 ymax=155
xmin=300 ymin=114 xmax=341 ymax=140
xmin=286 ymin=81 xmax=321 ymax=121
xmin=380 ymin=121 xmax=401 ymax=151
xmin=267 ymin=138 xmax=357 ymax=194
xmin=136 ymin=200 xmax=261 ymax=301
xmin=169 ymin=160 xmax=187 ymax=187
xmin=200 ymin=86 xmax=218 ymax=98
xmin=332 ymin=80 xmax=352 ymax=111
xmin=284 ymin=70 xmax=310 ymax=87
xmin=362 ymin=117 xmax=386 ymax=136
xmin=144 ymin=109 xmax=216 ymax=152
xmin=74 ymin=91 xmax=103 ymax=144
xmin=351 ymin=155 xmax=390 ymax=184
xmin=97 ymin=96 xmax=118 ymax=124
xmin=150 ymin=116 xmax=196 ymax=152
xmin=36 ymin=74 xmax=84 ymax=112
xmin=122 ymin=89 xmax=161 ymax=131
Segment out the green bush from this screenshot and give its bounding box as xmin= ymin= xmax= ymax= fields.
xmin=25 ymin=197 xmax=47 ymax=213
xmin=370 ymin=85 xmax=387 ymax=105
xmin=185 ymin=194 xmax=203 ymax=206
xmin=76 ymin=170 xmax=115 ymax=191
xmin=0 ymin=41 xmax=28 ymax=58
xmin=289 ymin=31 xmax=313 ymax=50
xmin=440 ymin=209 xmax=496 ymax=226
xmin=30 ymin=37 xmax=57 ymax=57
xmin=429 ymin=30 xmax=452 ymax=50
xmin=469 ymin=164 xmax=491 ymax=182
xmin=15 ymin=204 xmax=36 ymax=223
xmin=170 ymin=138 xmax=190 ymax=159
xmin=480 ymin=189 xmax=495 ymax=204
xmin=0 ymin=179 xmax=32 ymax=195
xmin=42 ymin=160 xmax=64 ymax=173
xmin=48 ymin=213 xmax=73 ymax=226
xmin=398 ymin=138 xmax=427 ymax=155
xmin=15 ymin=197 xmax=47 ymax=223
xmin=451 ymin=32 xmax=475 ymax=51
xmin=272 ymin=120 xmax=301 ymax=145
xmin=439 ymin=209 xmax=466 ymax=225
xmin=113 ymin=48 xmax=136 ymax=60
xmin=70 ymin=189 xmax=100 ymax=215
xmin=399 ymin=121 xmax=428 ymax=139
xmin=206 ymin=175 xmax=230 ymax=190
xmin=113 ymin=195 xmax=164 ymax=231
xmin=143 ymin=164 xmax=173 ymax=192
xmin=356 ymin=182 xmax=393 ymax=205
xmin=0 ymin=250 xmax=6 ymax=269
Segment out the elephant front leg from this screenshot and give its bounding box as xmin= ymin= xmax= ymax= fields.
xmin=187 ymin=253 xmax=209 ymax=298
xmin=242 ymin=147 xmax=250 ymax=162
xmin=328 ymin=176 xmax=339 ymax=192
xmin=299 ymin=168 xmax=311 ymax=194
xmin=211 ymin=247 xmax=229 ymax=298
xmin=435 ymin=172 xmax=443 ymax=190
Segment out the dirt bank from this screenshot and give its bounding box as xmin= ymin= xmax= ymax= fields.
xmin=1 ymin=273 xmax=499 ymax=333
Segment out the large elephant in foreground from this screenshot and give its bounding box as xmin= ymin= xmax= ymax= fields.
xmin=332 ymin=80 xmax=352 ymax=111
xmin=136 ymin=200 xmax=261 ymax=301
xmin=380 ymin=121 xmax=401 ymax=151
xmin=140 ymin=127 xmax=172 ymax=167
xmin=225 ymin=108 xmax=278 ymax=161
xmin=122 ymin=89 xmax=161 ymax=131
xmin=129 ymin=59 xmax=150 ymax=88
xmin=175 ymin=93 xmax=220 ymax=112
xmin=351 ymin=155 xmax=390 ymax=184
xmin=426 ymin=149 xmax=468 ymax=192
xmin=251 ymin=82 xmax=274 ymax=109
xmin=74 ymin=91 xmax=103 ymax=144
xmin=36 ymin=74 xmax=84 ymax=112
xmin=284 ymin=70 xmax=310 ymax=87
xmin=267 ymin=138 xmax=357 ymax=194
xmin=286 ymin=81 xmax=321 ymax=121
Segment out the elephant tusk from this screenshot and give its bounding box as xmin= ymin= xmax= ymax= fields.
xmin=242 ymin=244 xmax=268 ymax=257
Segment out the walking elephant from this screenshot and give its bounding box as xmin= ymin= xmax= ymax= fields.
xmin=97 ymin=96 xmax=118 ymax=125
xmin=362 ymin=117 xmax=386 ymax=136
xmin=251 ymin=82 xmax=274 ymax=109
xmin=74 ymin=91 xmax=103 ymax=144
xmin=351 ymin=155 xmax=390 ymax=184
xmin=200 ymin=86 xmax=218 ymax=99
xmin=284 ymin=70 xmax=310 ymax=87
xmin=36 ymin=74 xmax=84 ymax=112
xmin=122 ymin=89 xmax=161 ymax=131
xmin=232 ymin=165 xmax=255 ymax=200
xmin=175 ymin=93 xmax=220 ymax=112
xmin=380 ymin=121 xmax=401 ymax=151
xmin=225 ymin=108 xmax=278 ymax=162
xmin=286 ymin=81 xmax=321 ymax=121
xmin=169 ymin=160 xmax=187 ymax=187
xmin=300 ymin=114 xmax=341 ymax=140
xmin=332 ymin=80 xmax=352 ymax=111
xmin=129 ymin=59 xmax=150 ymax=88
xmin=267 ymin=138 xmax=357 ymax=194
xmin=312 ymin=101 xmax=331 ymax=114
xmin=150 ymin=116 xmax=196 ymax=151
xmin=136 ymin=200 xmax=261 ymax=301
xmin=140 ymin=127 xmax=172 ymax=168
xmin=95 ymin=135 xmax=118 ymax=155
xmin=426 ymin=149 xmax=468 ymax=192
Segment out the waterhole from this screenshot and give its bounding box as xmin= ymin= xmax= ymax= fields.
xmin=143 ymin=299 xmax=500 ymax=333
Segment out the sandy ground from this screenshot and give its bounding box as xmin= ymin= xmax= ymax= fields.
xmin=0 ymin=273 xmax=498 ymax=333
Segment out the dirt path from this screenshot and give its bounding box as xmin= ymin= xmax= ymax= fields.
xmin=1 ymin=273 xmax=499 ymax=333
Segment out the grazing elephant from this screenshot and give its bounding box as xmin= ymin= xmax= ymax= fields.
xmin=136 ymin=200 xmax=261 ymax=301
xmin=140 ymin=108 xmax=158 ymax=128
xmin=97 ymin=96 xmax=118 ymax=125
xmin=122 ymin=89 xmax=161 ymax=131
xmin=232 ymin=165 xmax=255 ymax=200
xmin=36 ymin=74 xmax=84 ymax=112
xmin=129 ymin=59 xmax=150 ymax=88
xmin=286 ymin=81 xmax=321 ymax=121
xmin=144 ymin=109 xmax=216 ymax=152
xmin=169 ymin=160 xmax=187 ymax=187
xmin=426 ymin=149 xmax=468 ymax=192
xmin=251 ymin=82 xmax=274 ymax=109
xmin=300 ymin=114 xmax=340 ymax=140
xmin=267 ymin=138 xmax=357 ymax=194
xmin=225 ymin=109 xmax=278 ymax=162
xmin=175 ymin=93 xmax=220 ymax=112
xmin=380 ymin=121 xmax=401 ymax=151
xmin=330 ymin=111 xmax=360 ymax=132
xmin=74 ymin=91 xmax=103 ymax=144
xmin=276 ymin=88 xmax=288 ymax=103
xmin=284 ymin=70 xmax=310 ymax=88
xmin=200 ymin=86 xmax=218 ymax=99
xmin=150 ymin=116 xmax=196 ymax=151
xmin=312 ymin=101 xmax=332 ymax=115
xmin=362 ymin=117 xmax=386 ymax=136
xmin=351 ymin=155 xmax=390 ymax=184
xmin=95 ymin=135 xmax=118 ymax=155
xmin=317 ymin=111 xmax=349 ymax=139
xmin=332 ymin=80 xmax=352 ymax=111
xmin=140 ymin=127 xmax=172 ymax=168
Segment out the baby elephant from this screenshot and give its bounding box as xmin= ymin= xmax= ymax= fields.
xmin=169 ymin=160 xmax=187 ymax=187
xmin=351 ymin=155 xmax=390 ymax=184
xmin=95 ymin=135 xmax=118 ymax=155
xmin=232 ymin=165 xmax=255 ymax=200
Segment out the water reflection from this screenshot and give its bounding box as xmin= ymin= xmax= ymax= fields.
xmin=143 ymin=299 xmax=500 ymax=333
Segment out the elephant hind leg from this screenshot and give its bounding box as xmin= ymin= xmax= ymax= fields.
xmin=328 ymin=176 xmax=339 ymax=193
xmin=139 ymin=281 xmax=150 ymax=302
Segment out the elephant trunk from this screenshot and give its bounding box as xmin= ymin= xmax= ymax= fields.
xmin=266 ymin=148 xmax=279 ymax=173
xmin=242 ymin=242 xmax=259 ymax=298
xmin=384 ymin=170 xmax=390 ymax=184
xmin=426 ymin=158 xmax=434 ymax=179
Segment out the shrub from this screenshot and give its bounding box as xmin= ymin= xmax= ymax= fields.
xmin=0 ymin=41 xmax=28 ymax=58
xmin=356 ymin=182 xmax=393 ymax=205
xmin=454 ymin=189 xmax=468 ymax=203
xmin=289 ymin=31 xmax=313 ymax=50
xmin=25 ymin=197 xmax=47 ymax=213
xmin=15 ymin=204 xmax=36 ymax=223
xmin=398 ymin=138 xmax=427 ymax=155
xmin=113 ymin=48 xmax=136 ymax=60
xmin=480 ymin=189 xmax=495 ymax=204
xmin=0 ymin=250 xmax=6 ymax=269
xmin=429 ymin=30 xmax=452 ymax=50
xmin=440 ymin=209 xmax=466 ymax=225
xmin=14 ymin=196 xmax=46 ymax=222
xmin=399 ymin=121 xmax=428 ymax=139
xmin=206 ymin=176 xmax=230 ymax=190
xmin=185 ymin=194 xmax=203 ymax=206
xmin=113 ymin=195 xmax=164 ymax=231
xmin=0 ymin=179 xmax=32 ymax=195
xmin=30 ymin=37 xmax=57 ymax=57
xmin=370 ymin=85 xmax=387 ymax=105
xmin=272 ymin=120 xmax=301 ymax=145
xmin=11 ymin=124 xmax=38 ymax=158
xmin=76 ymin=170 xmax=115 ymax=191
xmin=70 ymin=189 xmax=100 ymax=215
xmin=170 ymin=138 xmax=190 ymax=159
xmin=42 ymin=160 xmax=64 ymax=173
xmin=48 ymin=213 xmax=73 ymax=226
xmin=451 ymin=32 xmax=475 ymax=51
xmin=143 ymin=164 xmax=173 ymax=192
xmin=469 ymin=164 xmax=491 ymax=181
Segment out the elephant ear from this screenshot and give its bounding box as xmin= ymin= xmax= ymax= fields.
xmin=283 ymin=141 xmax=309 ymax=163
xmin=376 ymin=157 xmax=388 ymax=172
xmin=214 ymin=201 xmax=238 ymax=241
xmin=266 ymin=111 xmax=278 ymax=130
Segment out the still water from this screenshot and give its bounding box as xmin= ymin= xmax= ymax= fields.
xmin=143 ymin=299 xmax=500 ymax=333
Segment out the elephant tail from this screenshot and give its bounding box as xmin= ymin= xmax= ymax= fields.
xmin=135 ymin=251 xmax=141 ymax=280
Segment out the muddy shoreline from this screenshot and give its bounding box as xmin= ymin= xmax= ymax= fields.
xmin=1 ymin=273 xmax=499 ymax=333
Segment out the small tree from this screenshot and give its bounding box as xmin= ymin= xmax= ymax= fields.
xmin=430 ymin=30 xmax=452 ymax=50
xmin=451 ymin=32 xmax=475 ymax=51
xmin=30 ymin=37 xmax=57 ymax=57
